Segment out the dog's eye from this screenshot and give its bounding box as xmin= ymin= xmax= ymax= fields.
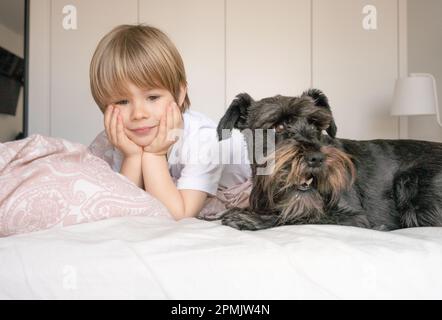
xmin=275 ymin=124 xmax=285 ymax=133
xmin=307 ymin=119 xmax=317 ymax=128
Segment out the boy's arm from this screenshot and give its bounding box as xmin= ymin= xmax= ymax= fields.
xmin=121 ymin=155 xmax=144 ymax=188
xmin=142 ymin=153 xmax=207 ymax=220
xmin=104 ymin=105 xmax=144 ymax=188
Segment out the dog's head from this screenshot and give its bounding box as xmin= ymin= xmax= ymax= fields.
xmin=217 ymin=88 xmax=337 ymax=141
xmin=218 ymin=89 xmax=355 ymax=223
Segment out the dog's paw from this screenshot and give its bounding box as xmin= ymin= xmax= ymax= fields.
xmin=221 ymin=209 xmax=261 ymax=231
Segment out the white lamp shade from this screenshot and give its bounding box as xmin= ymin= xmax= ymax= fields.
xmin=391 ymin=74 xmax=438 ymax=116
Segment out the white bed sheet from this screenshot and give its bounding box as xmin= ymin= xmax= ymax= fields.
xmin=0 ymin=216 xmax=441 ymax=299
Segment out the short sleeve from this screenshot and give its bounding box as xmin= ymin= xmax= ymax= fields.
xmin=176 ymin=163 xmax=224 ymax=196
xmin=171 ymin=126 xmax=224 ymax=196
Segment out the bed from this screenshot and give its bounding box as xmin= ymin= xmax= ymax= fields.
xmin=1 ymin=215 xmax=442 ymax=299
xmin=1 ymin=135 xmax=442 ymax=299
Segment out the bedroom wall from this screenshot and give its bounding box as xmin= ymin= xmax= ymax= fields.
xmin=407 ymin=0 xmax=442 ymax=142
xmin=28 ymin=0 xmax=406 ymax=145
xmin=0 ymin=23 xmax=24 ymax=142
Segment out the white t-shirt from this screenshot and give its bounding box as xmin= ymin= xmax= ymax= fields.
xmin=106 ymin=110 xmax=251 ymax=196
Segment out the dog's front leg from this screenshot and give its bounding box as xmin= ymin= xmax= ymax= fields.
xmin=220 ymin=207 xmax=279 ymax=231
xmin=322 ymin=207 xmax=373 ymax=229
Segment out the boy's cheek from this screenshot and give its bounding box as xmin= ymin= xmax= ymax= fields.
xmin=157 ymin=103 xmax=168 ymax=117
xmin=119 ymin=113 xmax=129 ymax=127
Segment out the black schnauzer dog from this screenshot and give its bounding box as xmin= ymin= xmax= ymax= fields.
xmin=215 ymin=89 xmax=442 ymax=231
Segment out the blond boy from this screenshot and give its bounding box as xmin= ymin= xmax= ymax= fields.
xmin=89 ymin=24 xmax=250 ymax=220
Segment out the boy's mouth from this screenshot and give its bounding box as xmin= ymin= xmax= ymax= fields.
xmin=131 ymin=125 xmax=156 ymax=135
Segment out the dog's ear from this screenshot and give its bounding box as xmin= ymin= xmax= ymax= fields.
xmin=302 ymin=88 xmax=337 ymax=138
xmin=217 ymin=93 xmax=253 ymax=141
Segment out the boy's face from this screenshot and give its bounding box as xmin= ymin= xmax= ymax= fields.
xmin=109 ymin=82 xmax=181 ymax=147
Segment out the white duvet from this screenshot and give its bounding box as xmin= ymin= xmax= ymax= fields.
xmin=0 ymin=216 xmax=441 ymax=299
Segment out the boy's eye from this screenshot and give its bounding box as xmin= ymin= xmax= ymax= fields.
xmin=147 ymin=95 xmax=160 ymax=101
xmin=115 ymin=99 xmax=129 ymax=105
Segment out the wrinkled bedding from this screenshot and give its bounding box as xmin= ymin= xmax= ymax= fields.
xmin=0 ymin=215 xmax=441 ymax=299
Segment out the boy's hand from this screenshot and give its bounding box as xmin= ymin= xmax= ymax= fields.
xmin=105 ymin=105 xmax=143 ymax=158
xmin=143 ymin=102 xmax=183 ymax=156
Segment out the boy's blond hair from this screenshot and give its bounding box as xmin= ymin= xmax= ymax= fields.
xmin=90 ymin=24 xmax=190 ymax=112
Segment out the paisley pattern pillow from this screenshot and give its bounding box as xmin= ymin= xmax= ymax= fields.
xmin=0 ymin=135 xmax=170 ymax=237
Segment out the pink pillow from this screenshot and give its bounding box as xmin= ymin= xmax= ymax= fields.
xmin=0 ymin=135 xmax=170 ymax=237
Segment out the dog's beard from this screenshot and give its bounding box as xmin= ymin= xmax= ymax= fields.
xmin=250 ymin=143 xmax=355 ymax=225
xmin=317 ymin=145 xmax=355 ymax=204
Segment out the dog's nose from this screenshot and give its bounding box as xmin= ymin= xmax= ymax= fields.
xmin=306 ymin=152 xmax=325 ymax=167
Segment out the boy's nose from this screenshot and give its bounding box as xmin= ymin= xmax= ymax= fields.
xmin=132 ymin=102 xmax=149 ymax=119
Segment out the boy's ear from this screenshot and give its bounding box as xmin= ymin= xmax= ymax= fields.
xmin=178 ymin=85 xmax=187 ymax=108
xmin=217 ymin=93 xmax=253 ymax=141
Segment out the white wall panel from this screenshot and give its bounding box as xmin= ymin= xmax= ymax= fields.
xmin=51 ymin=0 xmax=138 ymax=144
xmin=226 ymin=0 xmax=311 ymax=104
xmin=29 ymin=0 xmax=406 ymax=143
xmin=28 ymin=0 xmax=51 ymax=137
xmin=313 ymin=0 xmax=398 ymax=140
xmin=139 ymin=0 xmax=225 ymax=123
xmin=408 ymin=0 xmax=442 ymax=142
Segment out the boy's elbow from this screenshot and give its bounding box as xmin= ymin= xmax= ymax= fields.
xmin=171 ymin=212 xmax=185 ymax=221
xmin=168 ymin=205 xmax=188 ymax=221
xmin=169 ymin=207 xmax=199 ymax=221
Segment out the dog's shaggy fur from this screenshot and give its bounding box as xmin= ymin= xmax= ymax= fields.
xmin=214 ymin=89 xmax=442 ymax=231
